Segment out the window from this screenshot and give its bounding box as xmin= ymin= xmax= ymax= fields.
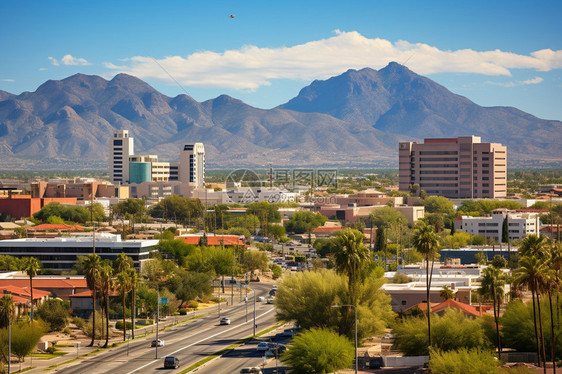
xmin=113 ymin=139 xmax=123 ymax=146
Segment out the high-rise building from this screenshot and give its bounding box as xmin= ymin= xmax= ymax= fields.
xmin=179 ymin=143 xmax=205 ymax=189
xmin=399 ymin=136 xmax=507 ymax=198
xmin=111 ymin=130 xmax=134 ymax=184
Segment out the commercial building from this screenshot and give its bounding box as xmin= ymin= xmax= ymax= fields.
xmin=109 ymin=130 xmax=206 ymax=198
xmin=111 ymin=130 xmax=134 ymax=184
xmin=31 ymin=178 xmax=116 ymax=199
xmin=0 ymin=234 xmax=158 ymax=271
xmin=454 ymin=208 xmax=540 ymax=243
xmin=0 ymin=195 xmax=77 ymax=220
xmin=399 ymin=136 xmax=507 ymax=198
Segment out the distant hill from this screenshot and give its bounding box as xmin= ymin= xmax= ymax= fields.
xmin=0 ymin=62 xmax=560 ymax=170
xmin=280 ymin=62 xmax=562 ymax=161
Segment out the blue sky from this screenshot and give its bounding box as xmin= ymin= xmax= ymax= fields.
xmin=1 ymin=0 xmax=562 ymax=120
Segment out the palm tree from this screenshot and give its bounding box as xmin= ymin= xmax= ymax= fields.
xmin=116 ymin=271 xmax=131 ymax=342
xmin=519 ymin=235 xmax=548 ymax=258
xmin=99 ymin=264 xmax=113 ymax=348
xmin=127 ymin=268 xmax=140 ymax=339
xmin=23 ymin=257 xmax=41 ymax=322
xmin=479 ymin=266 xmax=506 ymax=360
xmin=114 ymin=252 xmax=134 ymax=340
xmin=333 ymin=228 xmax=370 ymax=304
xmin=80 ymin=254 xmax=101 ymax=347
xmin=412 ymin=223 xmax=439 ymax=347
xmin=514 ymin=255 xmax=549 ymax=368
xmin=439 ymin=286 xmax=455 ymax=301
xmin=0 ymin=294 xmax=15 ymax=329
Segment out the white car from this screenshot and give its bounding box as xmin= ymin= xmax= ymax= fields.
xmin=256 ymin=342 xmax=269 ymax=352
xmin=151 ymin=339 xmax=164 ymax=347
xmin=220 ymin=317 xmax=231 ymax=325
xmin=257 ymin=296 xmax=265 ymax=302
xmin=266 ymin=297 xmax=275 ymax=304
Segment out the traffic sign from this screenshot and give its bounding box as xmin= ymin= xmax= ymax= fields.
xmin=160 ymin=297 xmax=168 ymax=305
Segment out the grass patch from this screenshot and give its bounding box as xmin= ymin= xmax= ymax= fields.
xmin=179 ymin=323 xmax=284 ymax=374
xmin=45 ymin=358 xmax=78 ymax=371
xmin=32 ymin=351 xmax=67 ymax=359
xmin=13 ymin=367 xmax=33 ymax=373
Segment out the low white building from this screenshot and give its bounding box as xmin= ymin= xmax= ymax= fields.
xmin=455 ymin=208 xmax=540 ymax=242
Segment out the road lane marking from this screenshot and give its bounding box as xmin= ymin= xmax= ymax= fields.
xmin=125 ymin=308 xmax=275 ymax=374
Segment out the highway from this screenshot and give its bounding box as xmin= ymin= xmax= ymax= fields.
xmin=55 ymin=283 xmax=277 ymax=374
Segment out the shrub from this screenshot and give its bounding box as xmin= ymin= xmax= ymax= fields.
xmin=428 ymin=347 xmax=498 ymax=374
xmin=188 ymin=300 xmax=199 ymax=310
xmin=36 ymin=299 xmax=70 ymax=331
xmin=62 ymin=327 xmax=71 ymax=335
xmin=72 ymin=317 xmax=85 ymax=329
xmin=115 ymin=320 xmax=133 ymax=330
xmin=281 ymin=328 xmax=354 ymax=374
xmin=46 ymin=346 xmax=56 ymax=354
xmin=393 ymin=309 xmax=491 ymax=355
xmin=179 ymin=309 xmax=188 ymax=315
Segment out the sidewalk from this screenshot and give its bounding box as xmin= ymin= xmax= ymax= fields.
xmin=17 ymin=290 xmax=246 ymax=373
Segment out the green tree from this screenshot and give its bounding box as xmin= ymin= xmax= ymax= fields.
xmin=491 ymin=255 xmax=507 ymax=269
xmin=114 ymin=199 xmax=145 ymax=233
xmin=7 ymin=320 xmax=47 ymax=363
xmin=281 ymin=328 xmax=354 ymax=374
xmin=275 ymin=269 xmax=393 ymax=340
xmin=240 ymin=250 xmax=269 ymax=273
xmin=99 ymin=264 xmax=113 ymax=348
xmin=285 ymin=211 xmax=327 ymax=237
xmin=333 ymin=228 xmax=370 ymax=305
xmin=514 ymin=255 xmax=549 ymax=367
xmin=428 ymin=347 xmax=499 ymax=374
xmin=369 ymin=207 xmax=408 ymax=229
xmin=422 ymin=196 xmax=455 ymax=216
xmin=36 ymin=299 xmax=70 ymax=331
xmin=412 ymin=222 xmax=440 ymax=348
xmin=78 ymin=254 xmax=101 ymax=347
xmin=479 ymin=266 xmax=506 ymax=359
xmin=0 ymin=295 xmax=14 ymax=329
xmin=440 ymin=285 xmax=455 ymax=300
xmin=127 ymin=268 xmax=140 ymax=339
xmin=114 ymin=253 xmax=134 ymax=342
xmin=393 ymin=309 xmax=490 ymax=355
xmin=23 ymin=256 xmax=41 ymax=322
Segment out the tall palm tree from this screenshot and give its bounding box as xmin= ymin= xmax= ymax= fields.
xmin=127 ymin=268 xmax=140 ymax=339
xmin=99 ymin=264 xmax=113 ymax=348
xmin=333 ymin=228 xmax=370 ymax=304
xmin=519 ymin=235 xmax=548 ymax=258
xmin=80 ymin=254 xmax=101 ymax=347
xmin=23 ymin=257 xmax=41 ymax=322
xmin=116 ymin=271 xmax=131 ymax=342
xmin=514 ymin=255 xmax=549 ymax=368
xmin=412 ymin=223 xmax=439 ymax=347
xmin=0 ymin=294 xmax=15 ymax=329
xmin=479 ymin=266 xmax=506 ymax=360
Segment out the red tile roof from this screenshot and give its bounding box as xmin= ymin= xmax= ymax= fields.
xmin=29 ymin=223 xmax=84 ymax=231
xmin=0 ymin=279 xmax=87 ymax=289
xmin=404 ymin=299 xmax=491 ymax=318
xmin=313 ymin=227 xmax=343 ymax=233
xmin=179 ymin=235 xmax=245 ymax=246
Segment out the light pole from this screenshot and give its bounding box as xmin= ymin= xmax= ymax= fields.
xmin=253 ymin=289 xmax=256 ymax=337
xmin=155 ymin=286 xmax=160 ymax=359
xmin=332 ymin=304 xmax=357 ymax=374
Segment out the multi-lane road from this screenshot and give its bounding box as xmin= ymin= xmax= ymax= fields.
xmin=55 ymin=283 xmax=278 ymax=374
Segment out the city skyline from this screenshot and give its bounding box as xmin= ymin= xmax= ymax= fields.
xmin=1 ymin=0 xmax=562 ymax=120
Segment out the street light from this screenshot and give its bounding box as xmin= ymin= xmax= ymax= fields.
xmin=332 ymin=304 xmax=357 ymax=374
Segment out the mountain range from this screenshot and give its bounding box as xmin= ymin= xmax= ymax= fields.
xmin=0 ymin=62 xmax=560 ymax=170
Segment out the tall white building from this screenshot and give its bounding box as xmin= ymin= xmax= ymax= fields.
xmin=179 ymin=143 xmax=205 ymax=189
xmin=111 ymin=130 xmax=134 ymax=184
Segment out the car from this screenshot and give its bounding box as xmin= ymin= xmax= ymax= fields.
xmin=383 ymin=333 xmax=395 ymax=339
xmin=257 ymin=296 xmax=265 ymax=302
xmin=151 ymin=339 xmax=165 ymax=347
xmin=163 ymin=356 xmax=179 ymax=369
xmin=281 ymin=328 xmax=297 ymax=337
xmin=240 ymin=367 xmax=262 ymax=374
xmin=256 ymin=342 xmax=270 ymax=351
xmin=220 ymin=317 xmax=231 ymax=325
xmin=266 ymin=297 xmax=275 ymax=304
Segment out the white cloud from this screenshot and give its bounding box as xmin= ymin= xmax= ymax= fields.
xmin=0 ymin=79 xmax=15 ymax=82
xmin=487 ymin=76 xmax=544 ymax=87
xmin=103 ymin=30 xmax=562 ymax=91
xmin=48 ymin=54 xmax=91 ymax=66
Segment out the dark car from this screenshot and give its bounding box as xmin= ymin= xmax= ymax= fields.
xmin=164 ymin=356 xmax=179 ymax=369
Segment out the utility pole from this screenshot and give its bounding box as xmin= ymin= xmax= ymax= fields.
xmin=155 ymin=286 xmax=159 ymax=359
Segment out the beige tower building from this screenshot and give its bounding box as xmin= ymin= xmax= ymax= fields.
xmin=399 ymin=136 xmax=507 ymax=198
xmin=179 ymin=143 xmax=205 ymax=189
